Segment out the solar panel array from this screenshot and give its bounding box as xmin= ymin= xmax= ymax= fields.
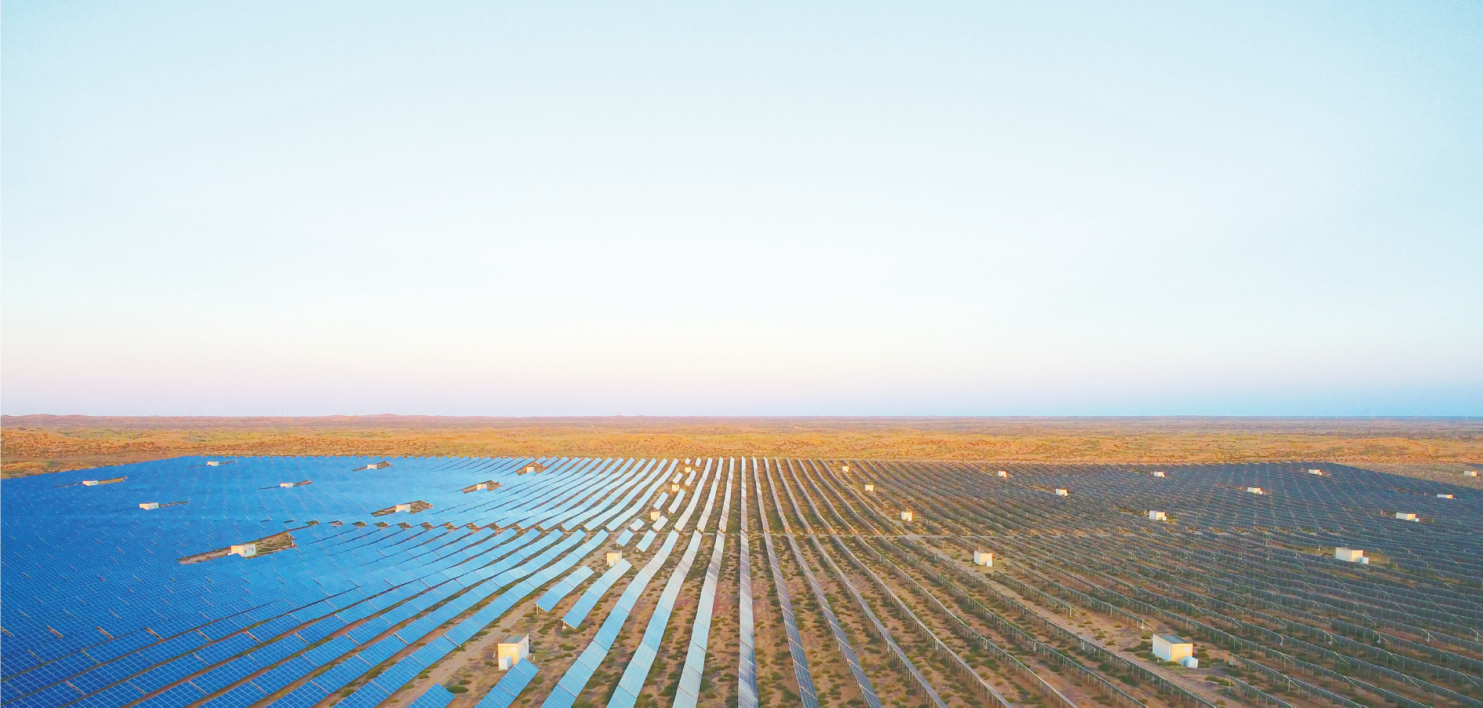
xmin=541 ymin=531 xmax=680 ymax=708
xmin=770 ymin=461 xmax=882 ymax=708
xmin=4 ymin=456 xmax=1477 ymax=708
xmin=606 ymin=532 xmax=706 ymax=708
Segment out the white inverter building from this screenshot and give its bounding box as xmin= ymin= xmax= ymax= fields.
xmin=1153 ymin=634 xmax=1193 ymax=664
xmin=497 ymin=635 xmax=530 ymax=670
xmin=1335 ymin=547 xmax=1364 ymax=562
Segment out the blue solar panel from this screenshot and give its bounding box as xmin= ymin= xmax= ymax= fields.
xmin=561 ymin=560 xmax=630 ymax=629
xmin=735 ymin=462 xmax=759 ymax=708
xmin=675 ymin=526 xmax=728 ymax=708
xmin=536 ymin=565 xmax=596 ymax=613
xmin=476 ymin=660 xmax=539 ymax=708
xmin=407 ymin=684 xmax=456 ymax=708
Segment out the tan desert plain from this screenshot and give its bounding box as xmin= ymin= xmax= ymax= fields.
xmin=2 ymin=415 xmax=1478 ymax=486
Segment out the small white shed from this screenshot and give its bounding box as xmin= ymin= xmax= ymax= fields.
xmin=1153 ymin=634 xmax=1193 ymax=663
xmin=974 ymin=551 xmax=994 ymax=567
xmin=1148 ymin=511 xmax=1167 ymax=521
xmin=395 ymin=503 xmax=412 ymax=513
xmin=1437 ymin=493 xmax=1454 ymax=499
xmin=649 ymin=510 xmax=662 ymax=522
xmin=1395 ymin=512 xmax=1418 ymax=521
xmin=139 ymin=502 xmax=159 ymax=510
xmin=280 ymin=482 xmax=295 ymax=488
xmin=1308 ymin=469 xmax=1325 ymax=476
xmin=82 ymin=480 xmax=100 ymax=486
xmin=1246 ymin=487 xmax=1264 ymax=495
xmin=606 ymin=552 xmax=623 ymax=567
xmin=497 ymin=635 xmax=530 ymax=670
xmin=900 ymin=510 xmax=914 ymax=522
xmin=1335 ymin=547 xmax=1364 ymax=562
xmin=1153 ymin=471 xmax=1166 ymax=478
xmin=206 ymin=461 xmax=221 ymax=467
xmin=997 ymin=470 xmax=1009 ymax=478
xmin=1464 ymin=470 xmax=1478 ymax=477
xmin=230 ymin=543 xmax=257 ymax=558
xmin=864 ymin=483 xmax=875 ymax=492
xmin=1055 ymin=488 xmax=1069 ymax=496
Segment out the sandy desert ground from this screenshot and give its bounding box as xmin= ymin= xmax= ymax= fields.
xmin=3 ymin=415 xmax=1479 ymax=480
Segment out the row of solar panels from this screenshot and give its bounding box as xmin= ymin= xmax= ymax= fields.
xmin=674 ymin=469 xmax=735 ymax=708
xmin=735 ymin=463 xmax=760 ymax=708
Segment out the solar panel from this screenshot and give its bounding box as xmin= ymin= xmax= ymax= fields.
xmin=476 ymin=660 xmax=539 ymax=708
xmin=735 ymin=460 xmax=759 ymax=708
xmin=562 ymin=560 xmax=631 ymax=629
xmin=536 ymin=566 xmax=596 ymax=613
xmin=674 ymin=529 xmax=727 ymax=708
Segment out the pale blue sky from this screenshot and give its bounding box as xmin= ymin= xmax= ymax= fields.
xmin=3 ymin=1 xmax=1481 ymax=415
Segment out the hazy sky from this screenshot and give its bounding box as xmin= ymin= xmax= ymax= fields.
xmin=4 ymin=1 xmax=1481 ymax=416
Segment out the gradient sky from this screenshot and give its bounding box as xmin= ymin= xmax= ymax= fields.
xmin=4 ymin=1 xmax=1481 ymax=416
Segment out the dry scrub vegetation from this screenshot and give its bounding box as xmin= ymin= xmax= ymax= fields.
xmin=3 ymin=415 xmax=1479 ymax=479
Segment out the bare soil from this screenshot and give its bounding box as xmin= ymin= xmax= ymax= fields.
xmin=4 ymin=415 xmax=1481 ymax=478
